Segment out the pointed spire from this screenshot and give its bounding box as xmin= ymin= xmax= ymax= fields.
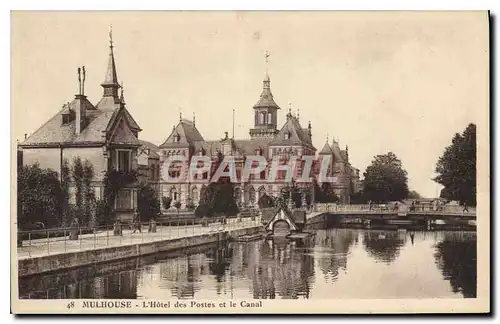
xmin=101 ymin=25 xmax=120 ymax=98
xmin=253 ymin=51 xmax=280 ymax=110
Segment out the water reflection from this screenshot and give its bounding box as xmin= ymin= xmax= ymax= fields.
xmin=19 ymin=229 xmax=477 ymax=300
xmin=363 ymin=231 xmax=406 ymax=263
xmin=433 ymin=232 xmax=477 ymax=298
xmin=315 ymin=229 xmax=357 ymax=281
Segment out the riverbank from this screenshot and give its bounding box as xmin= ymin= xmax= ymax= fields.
xmin=18 ymin=223 xmax=263 ymax=277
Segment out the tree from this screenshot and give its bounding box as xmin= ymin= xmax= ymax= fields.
xmin=408 ymin=190 xmax=422 ymax=199
xmin=434 ymin=123 xmax=476 ymax=206
xmin=314 ymin=180 xmax=340 ymax=203
xmin=258 ymin=193 xmax=274 ymax=209
xmin=363 ymin=152 xmax=408 ymax=202
xmin=362 ymin=152 xmax=409 ymax=203
xmin=205 ymin=181 xmax=239 ymax=216
xmin=162 ymin=196 xmax=172 ymax=210
xmin=72 ymin=157 xmax=84 ymax=221
xmin=82 ymin=160 xmax=96 ymax=227
xmin=17 ymin=163 xmax=62 ymax=229
xmin=137 ymin=182 xmax=160 ymax=222
xmin=60 ymin=159 xmax=71 ymax=227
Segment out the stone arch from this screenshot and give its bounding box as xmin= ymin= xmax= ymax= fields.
xmin=170 ymin=186 xmax=178 ymax=201
xmin=191 ymin=186 xmax=199 ymax=204
xmin=248 ymin=186 xmax=256 ymax=205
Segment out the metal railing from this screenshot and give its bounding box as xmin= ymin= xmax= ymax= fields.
xmin=17 ymin=215 xmax=262 ymax=259
xmin=312 ymin=203 xmax=476 ymax=215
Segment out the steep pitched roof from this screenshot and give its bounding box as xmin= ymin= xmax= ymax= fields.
xmin=159 ymin=119 xmax=204 ymax=149
xmin=330 ymin=140 xmax=344 ymax=163
xmin=253 ymin=74 xmax=280 ymax=109
xmin=20 ymin=95 xmax=141 ymax=147
xmin=264 ymin=207 xmax=299 ymax=232
xmin=269 ymin=115 xmax=314 ymax=149
xmin=139 ymin=140 xmax=160 ymax=159
xmin=234 ymin=138 xmax=272 ymax=158
xmin=319 ymin=141 xmax=333 ymax=155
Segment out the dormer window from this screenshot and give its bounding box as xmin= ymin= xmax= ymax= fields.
xmin=174 ymin=133 xmax=181 ymax=143
xmin=284 ymin=131 xmax=291 ymax=140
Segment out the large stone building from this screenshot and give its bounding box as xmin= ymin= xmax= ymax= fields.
xmin=158 ymin=66 xmax=360 ymax=209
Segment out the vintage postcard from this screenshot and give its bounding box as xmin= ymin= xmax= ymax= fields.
xmin=10 ymin=11 xmax=490 ymax=314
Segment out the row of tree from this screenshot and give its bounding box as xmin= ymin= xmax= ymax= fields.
xmin=349 ymin=123 xmax=476 ymax=206
xmin=17 ymin=158 xmax=161 ymax=230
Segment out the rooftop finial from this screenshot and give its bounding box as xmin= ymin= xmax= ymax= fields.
xmin=109 ymin=24 xmax=114 ymax=50
xmin=77 ymin=67 xmax=81 ymax=94
xmin=82 ymin=66 xmax=86 ymax=95
xmin=326 ymin=133 xmax=329 ymax=142
xmin=288 ymin=102 xmax=292 ymax=115
xmin=120 ymin=81 xmax=125 ymax=103
xmin=297 ymin=107 xmax=300 ymax=121
xmin=179 ymin=110 xmax=182 ymax=122
xmin=193 ymin=112 xmax=196 ymax=126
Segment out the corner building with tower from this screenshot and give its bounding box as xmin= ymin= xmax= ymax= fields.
xmin=158 ymin=59 xmax=361 ymax=210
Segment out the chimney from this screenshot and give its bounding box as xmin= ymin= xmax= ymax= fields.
xmin=75 ymin=66 xmax=87 ymax=135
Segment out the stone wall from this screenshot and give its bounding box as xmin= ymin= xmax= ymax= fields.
xmin=18 ymin=226 xmax=262 ymax=277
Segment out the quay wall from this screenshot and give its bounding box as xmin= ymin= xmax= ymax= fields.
xmin=19 ymin=226 xmax=262 ymax=277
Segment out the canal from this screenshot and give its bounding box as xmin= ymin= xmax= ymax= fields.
xmin=19 ymin=228 xmax=476 ymax=299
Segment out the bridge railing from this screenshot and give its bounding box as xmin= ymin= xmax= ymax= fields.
xmin=312 ymin=203 xmax=476 ymax=215
xmin=16 ymin=215 xmax=262 ymax=259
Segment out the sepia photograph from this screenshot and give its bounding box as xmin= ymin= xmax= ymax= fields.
xmin=10 ymin=11 xmax=490 ymax=314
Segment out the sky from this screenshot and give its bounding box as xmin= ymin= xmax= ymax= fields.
xmin=11 ymin=11 xmax=489 ymax=198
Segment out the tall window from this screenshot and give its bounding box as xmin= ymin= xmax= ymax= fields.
xmin=117 ymin=150 xmax=131 ymax=171
xmin=116 ymin=189 xmax=131 ymax=209
xmin=260 ymin=112 xmax=265 ymax=124
xmin=267 ymin=112 xmax=272 ymax=124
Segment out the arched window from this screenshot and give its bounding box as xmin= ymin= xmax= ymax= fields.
xmin=267 ymin=112 xmax=272 ymax=124
xmin=258 ymin=186 xmax=266 ymax=199
xmin=170 ymin=187 xmax=178 ymax=201
xmin=191 ymin=187 xmax=199 ymax=204
xmin=248 ymin=187 xmax=256 ymax=204
xmin=260 ymin=112 xmax=265 ymax=124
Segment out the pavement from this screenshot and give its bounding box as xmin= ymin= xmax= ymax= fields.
xmin=17 ymin=216 xmax=262 ymax=260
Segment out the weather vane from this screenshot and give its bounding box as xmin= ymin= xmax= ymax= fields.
xmin=109 ymin=24 xmax=114 ymax=48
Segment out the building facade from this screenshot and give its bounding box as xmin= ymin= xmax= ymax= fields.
xmin=157 ymin=69 xmax=360 ymax=210
xmin=18 ymin=33 xmax=155 ymax=222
